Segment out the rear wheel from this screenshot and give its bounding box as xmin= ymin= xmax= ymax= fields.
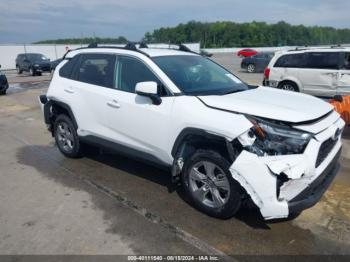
xmin=16 ymin=66 xmax=22 ymax=74
xmin=278 ymin=81 xmax=298 ymax=92
xmin=247 ymin=64 xmax=255 ymax=73
xmin=182 ymin=149 xmax=242 ymax=219
xmin=54 ymin=114 xmax=82 ymax=158
xmin=0 ymin=89 xmax=6 ymax=95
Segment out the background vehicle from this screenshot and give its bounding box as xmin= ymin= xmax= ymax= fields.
xmin=16 ymin=53 xmax=51 ymax=76
xmin=0 ymin=65 xmax=9 ymax=95
xmin=237 ymin=48 xmax=258 ymax=57
xmin=241 ymin=52 xmax=274 ymax=73
xmin=39 ymin=43 xmax=344 ymax=221
xmin=263 ymin=48 xmax=350 ymax=97
xmin=50 ymin=58 xmax=63 ymax=70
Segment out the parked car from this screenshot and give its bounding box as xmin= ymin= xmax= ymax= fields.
xmin=200 ymin=50 xmax=213 ymax=57
xmin=16 ymin=53 xmax=51 ymax=76
xmin=0 ymin=65 xmax=9 ymax=95
xmin=39 ymin=43 xmax=345 ymax=220
xmin=237 ymin=48 xmax=258 ymax=58
xmin=241 ymin=52 xmax=274 ymax=73
xmin=263 ymin=48 xmax=350 ymax=97
xmin=50 ymin=58 xmax=63 ymax=71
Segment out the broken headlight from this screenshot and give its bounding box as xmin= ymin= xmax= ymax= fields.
xmin=248 ymin=117 xmax=312 ymax=155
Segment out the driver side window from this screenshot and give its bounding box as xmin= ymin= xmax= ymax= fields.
xmin=115 ymin=56 xmax=168 ymax=95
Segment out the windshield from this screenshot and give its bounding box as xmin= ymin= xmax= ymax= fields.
xmin=27 ymin=54 xmax=48 ymax=61
xmin=152 ymin=55 xmax=248 ymax=95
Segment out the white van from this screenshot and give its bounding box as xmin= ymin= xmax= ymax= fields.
xmin=263 ymin=48 xmax=350 ymax=97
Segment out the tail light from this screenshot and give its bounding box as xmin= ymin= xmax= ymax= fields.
xmin=264 ymin=68 xmax=270 ymax=79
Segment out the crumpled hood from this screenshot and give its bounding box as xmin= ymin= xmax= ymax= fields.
xmin=198 ymin=86 xmax=333 ymax=123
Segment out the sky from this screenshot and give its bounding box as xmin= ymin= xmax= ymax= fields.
xmin=0 ymin=0 xmax=349 ymax=44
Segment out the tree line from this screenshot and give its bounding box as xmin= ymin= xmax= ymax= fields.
xmin=34 ymin=21 xmax=350 ymax=48
xmin=144 ymin=21 xmax=350 ymax=48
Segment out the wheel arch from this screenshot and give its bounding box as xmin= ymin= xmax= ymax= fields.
xmin=278 ymin=77 xmax=302 ymax=92
xmin=171 ymin=128 xmax=236 ymax=162
xmin=44 ymin=99 xmax=78 ymax=135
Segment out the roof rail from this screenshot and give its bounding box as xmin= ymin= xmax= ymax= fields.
xmin=138 ymin=42 xmax=199 ymax=55
xmin=63 ymin=42 xmax=151 ymax=58
xmin=63 ymin=41 xmax=199 ymax=59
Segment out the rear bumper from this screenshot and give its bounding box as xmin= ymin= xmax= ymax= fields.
xmin=262 ymin=79 xmax=279 ymax=88
xmin=288 ymin=149 xmax=341 ymax=214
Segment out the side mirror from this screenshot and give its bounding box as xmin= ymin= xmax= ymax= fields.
xmin=135 ymin=81 xmax=162 ymax=105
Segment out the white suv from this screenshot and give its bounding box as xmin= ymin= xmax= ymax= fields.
xmin=263 ymin=47 xmax=350 ymax=97
xmin=39 ymin=43 xmax=345 ymax=220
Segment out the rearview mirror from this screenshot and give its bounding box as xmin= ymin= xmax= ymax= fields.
xmin=135 ymin=81 xmax=162 ymax=105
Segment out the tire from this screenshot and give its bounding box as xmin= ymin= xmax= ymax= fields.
xmin=181 ymin=149 xmax=243 ymax=219
xmin=30 ymin=67 xmax=36 ymax=76
xmin=278 ymin=81 xmax=299 ymax=92
xmin=0 ymin=89 xmax=6 ymax=95
xmin=247 ymin=64 xmax=255 ymax=73
xmin=54 ymin=114 xmax=82 ymax=158
xmin=16 ymin=66 xmax=22 ymax=74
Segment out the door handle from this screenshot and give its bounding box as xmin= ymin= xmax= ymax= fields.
xmin=106 ymin=100 xmax=120 ymax=109
xmin=64 ymin=87 xmax=75 ymax=94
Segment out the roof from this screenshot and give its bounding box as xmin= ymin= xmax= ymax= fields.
xmin=284 ymin=47 xmax=350 ymax=54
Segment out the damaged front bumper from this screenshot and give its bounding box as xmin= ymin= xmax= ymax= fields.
xmin=230 ymin=116 xmax=344 ymax=220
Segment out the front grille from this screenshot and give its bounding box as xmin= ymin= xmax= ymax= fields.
xmin=316 ymin=138 xmax=338 ymax=168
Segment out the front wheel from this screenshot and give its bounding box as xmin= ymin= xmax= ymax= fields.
xmin=54 ymin=114 xmax=82 ymax=158
xmin=30 ymin=67 xmax=36 ymax=76
xmin=182 ymin=150 xmax=243 ymax=219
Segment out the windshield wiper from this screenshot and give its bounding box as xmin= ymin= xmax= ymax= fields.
xmin=223 ymin=89 xmax=246 ymax=95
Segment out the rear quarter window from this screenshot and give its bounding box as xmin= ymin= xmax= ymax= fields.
xmin=59 ymin=55 xmax=80 ymax=79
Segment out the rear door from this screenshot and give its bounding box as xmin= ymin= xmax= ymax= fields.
xmin=299 ymin=52 xmax=340 ymax=97
xmin=337 ymin=52 xmax=350 ymax=95
xmin=62 ymin=53 xmax=117 ymax=137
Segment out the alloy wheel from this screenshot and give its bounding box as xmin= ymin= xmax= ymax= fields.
xmin=189 ymin=161 xmax=230 ymax=209
xmin=56 ymin=122 xmax=74 ymax=152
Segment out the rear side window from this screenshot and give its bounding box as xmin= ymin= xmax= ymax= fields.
xmin=306 ymin=52 xmax=340 ymax=70
xmin=59 ymin=55 xmax=80 ymax=79
xmin=274 ymin=54 xmax=305 ymax=68
xmin=75 ymin=53 xmax=116 ymax=88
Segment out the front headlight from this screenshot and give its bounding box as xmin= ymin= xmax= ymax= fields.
xmin=247 ymin=117 xmax=312 ymax=155
xmin=34 ymin=64 xmax=39 ymax=67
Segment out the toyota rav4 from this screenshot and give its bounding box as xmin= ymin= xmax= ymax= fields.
xmin=39 ymin=44 xmax=345 ymax=220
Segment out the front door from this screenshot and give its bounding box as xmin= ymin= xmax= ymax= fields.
xmin=101 ymin=55 xmax=175 ymax=165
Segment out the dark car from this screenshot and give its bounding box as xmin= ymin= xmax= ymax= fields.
xmin=241 ymin=52 xmax=274 ymax=73
xmin=0 ymin=65 xmax=9 ymax=95
xmin=50 ymin=58 xmax=63 ymax=71
xmin=16 ymin=53 xmax=51 ymax=76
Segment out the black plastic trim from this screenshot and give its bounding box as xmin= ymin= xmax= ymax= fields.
xmin=171 ymin=127 xmax=227 ymax=157
xmin=80 ymin=135 xmax=171 ymax=169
